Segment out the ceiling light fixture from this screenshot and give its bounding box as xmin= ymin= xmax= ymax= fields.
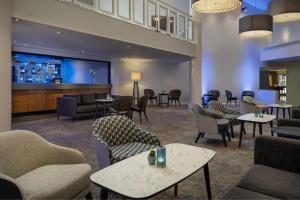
xmin=14 ymin=18 xmax=20 ymax=22
xmin=126 ymin=45 xmax=131 ymax=48
xmin=56 ymin=31 xmax=61 ymax=34
xmin=269 ymin=0 xmax=300 ymax=23
xmin=239 ymin=14 xmax=273 ymax=40
xmin=81 ymin=50 xmax=86 ymax=53
xmin=192 ymin=0 xmax=241 ymax=13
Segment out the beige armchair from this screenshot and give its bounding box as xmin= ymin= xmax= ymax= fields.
xmin=0 ymin=130 xmax=92 ymax=200
xmin=241 ymin=96 xmax=269 ymax=114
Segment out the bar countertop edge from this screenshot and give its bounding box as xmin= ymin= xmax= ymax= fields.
xmin=12 ymin=83 xmax=112 ymax=90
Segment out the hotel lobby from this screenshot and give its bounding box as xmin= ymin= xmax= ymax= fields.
xmin=1 ymin=0 xmax=300 ymax=199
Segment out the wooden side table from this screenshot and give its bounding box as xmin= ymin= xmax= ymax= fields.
xmin=158 ymin=93 xmax=169 ymax=107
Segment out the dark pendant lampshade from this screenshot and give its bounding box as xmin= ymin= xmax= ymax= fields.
xmin=269 ymin=0 xmax=300 ymax=23
xmin=192 ymin=0 xmax=241 ymax=13
xmin=239 ymin=14 xmax=273 ymax=40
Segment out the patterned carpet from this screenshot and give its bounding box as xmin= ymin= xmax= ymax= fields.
xmin=12 ymin=106 xmax=276 ymax=199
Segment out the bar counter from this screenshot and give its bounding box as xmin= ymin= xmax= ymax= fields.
xmin=12 ymin=83 xmax=112 ymax=114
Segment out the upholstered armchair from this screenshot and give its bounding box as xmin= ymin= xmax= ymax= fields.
xmin=92 ymin=116 xmax=160 ymax=167
xmin=208 ymin=90 xmax=221 ymax=101
xmin=168 ymin=89 xmax=182 ymax=106
xmin=0 ymin=130 xmax=92 ymax=200
xmin=208 ymin=101 xmax=241 ymax=138
xmin=191 ymin=104 xmax=231 ymax=147
xmin=144 ymin=89 xmax=158 ymax=106
xmin=241 ymin=96 xmax=269 ymax=114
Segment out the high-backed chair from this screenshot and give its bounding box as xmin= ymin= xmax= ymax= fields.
xmin=130 ymin=96 xmax=149 ymax=124
xmin=208 ymin=101 xmax=241 ymax=138
xmin=208 ymin=90 xmax=220 ymax=101
xmin=241 ymin=90 xmax=255 ymax=99
xmin=225 ymin=90 xmax=238 ymax=106
xmin=168 ymin=89 xmax=182 ymax=107
xmin=191 ymin=104 xmax=231 ymax=147
xmin=0 ymin=130 xmax=92 ymax=200
xmin=110 ymin=96 xmax=133 ymax=117
xmin=144 ymin=89 xmax=158 ymax=106
xmin=241 ymin=96 xmax=269 ymax=114
xmin=92 ymin=116 xmax=160 ymax=165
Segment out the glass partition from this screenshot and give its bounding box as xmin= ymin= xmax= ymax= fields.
xmin=178 ymin=15 xmax=186 ymax=39
xmin=159 ymin=6 xmax=167 ymax=32
xmin=117 ymin=0 xmax=130 ymax=19
xmin=133 ymin=0 xmax=144 ymax=24
xmin=98 ymin=0 xmax=114 ymax=13
xmin=187 ymin=19 xmax=194 ymax=41
xmin=148 ymin=1 xmax=157 ymax=28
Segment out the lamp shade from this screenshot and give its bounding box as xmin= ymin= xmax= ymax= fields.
xmin=239 ymin=14 xmax=273 ymax=39
xmin=131 ymin=72 xmax=141 ymax=81
xmin=269 ymin=0 xmax=300 ymax=23
xmin=192 ymin=0 xmax=241 ymax=13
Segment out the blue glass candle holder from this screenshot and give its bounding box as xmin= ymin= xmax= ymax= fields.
xmin=156 ymin=147 xmax=166 ymax=168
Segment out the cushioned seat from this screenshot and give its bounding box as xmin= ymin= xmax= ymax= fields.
xmin=16 ymin=164 xmax=91 ymax=200
xmin=223 ymin=187 xmax=278 ymax=199
xmin=238 ymin=165 xmax=300 ymax=199
xmin=111 ymin=143 xmax=156 ymax=162
xmin=76 ymin=105 xmax=97 ymax=113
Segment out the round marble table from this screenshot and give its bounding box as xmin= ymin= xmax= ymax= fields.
xmin=269 ymin=104 xmax=293 ymax=119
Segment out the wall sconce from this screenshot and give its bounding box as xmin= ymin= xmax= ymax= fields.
xmin=156 ymin=146 xmax=166 ymax=168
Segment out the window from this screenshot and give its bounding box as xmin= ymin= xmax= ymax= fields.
xmin=178 ymin=15 xmax=186 ymax=39
xmin=187 ymin=19 xmax=194 ymax=41
xmin=133 ymin=0 xmax=144 ymax=24
xmin=169 ymin=10 xmax=177 ymax=35
xmin=159 ymin=6 xmax=167 ymax=31
xmin=117 ymin=0 xmax=130 ymax=19
xmin=147 ymin=1 xmax=157 ymax=28
xmin=75 ymin=0 xmax=94 ymax=7
xmin=98 ymin=0 xmax=113 ymax=13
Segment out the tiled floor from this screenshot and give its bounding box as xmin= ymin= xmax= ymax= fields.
xmin=12 ymin=106 xmax=278 ymax=199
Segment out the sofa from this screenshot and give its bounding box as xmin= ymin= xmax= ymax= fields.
xmin=57 ymin=93 xmax=108 ymax=122
xmin=0 ymin=130 xmax=92 ymax=200
xmin=223 ymin=136 xmax=300 ymax=199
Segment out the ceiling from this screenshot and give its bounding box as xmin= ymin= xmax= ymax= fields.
xmin=12 ymin=19 xmax=191 ymax=62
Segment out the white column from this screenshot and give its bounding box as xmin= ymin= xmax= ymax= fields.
xmin=189 ymin=19 xmax=201 ymax=105
xmin=0 ymin=0 xmax=13 ymax=131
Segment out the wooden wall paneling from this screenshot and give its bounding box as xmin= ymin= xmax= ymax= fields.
xmin=12 ymin=90 xmax=29 ymax=113
xmin=46 ymin=90 xmax=63 ymax=110
xmin=28 ymin=90 xmax=46 ymax=112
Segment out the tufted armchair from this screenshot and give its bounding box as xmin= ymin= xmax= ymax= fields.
xmin=208 ymin=101 xmax=241 ymax=138
xmin=92 ymin=116 xmax=160 ymax=167
xmin=0 ymin=130 xmax=92 ymax=200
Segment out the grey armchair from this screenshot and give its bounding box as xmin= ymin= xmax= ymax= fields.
xmin=240 ymin=96 xmax=269 ymax=114
xmin=208 ymin=101 xmax=241 ymax=138
xmin=191 ymin=104 xmax=231 ymax=147
xmin=92 ymin=116 xmax=160 ymax=165
xmin=0 ymin=130 xmax=92 ymax=200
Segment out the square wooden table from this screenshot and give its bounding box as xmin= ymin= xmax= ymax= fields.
xmin=90 ymin=143 xmax=216 ymax=199
xmin=238 ymin=113 xmax=276 ymax=148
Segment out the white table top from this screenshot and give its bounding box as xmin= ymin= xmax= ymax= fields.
xmin=238 ymin=113 xmax=276 ymax=123
xmin=90 ymin=143 xmax=215 ymax=199
xmin=269 ymin=104 xmax=293 ymax=108
xmin=96 ymin=98 xmax=113 ymax=102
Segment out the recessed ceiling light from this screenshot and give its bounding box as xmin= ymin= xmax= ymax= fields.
xmin=56 ymin=31 xmax=61 ymax=34
xmin=127 ymin=45 xmax=131 ymax=48
xmin=13 ymin=41 xmax=17 ymax=43
xmin=81 ymin=50 xmax=86 ymax=53
xmin=14 ymin=18 xmax=20 ymax=22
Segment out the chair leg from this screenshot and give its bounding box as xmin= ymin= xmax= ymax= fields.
xmin=139 ymin=112 xmax=142 ymax=124
xmin=201 ymin=132 xmax=205 ymax=138
xmin=144 ymin=111 xmax=149 ymax=122
xmin=230 ymin=125 xmax=234 ymax=138
xmin=253 ymin=123 xmax=256 ymax=138
xmin=85 ymin=192 xmax=93 ymax=200
xmin=226 ymin=100 xmax=228 ymax=106
xmin=227 ymin=131 xmax=231 ymax=141
xmin=195 ymin=132 xmax=202 ymax=143
xmin=178 ymin=99 xmax=181 ymax=106
xmin=100 ymin=188 xmax=108 ymax=200
xmin=221 ymin=132 xmax=227 ymax=147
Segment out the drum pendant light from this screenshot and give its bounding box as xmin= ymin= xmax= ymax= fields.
xmin=192 ymin=0 xmax=241 ymax=13
xmin=269 ymin=0 xmax=300 ymax=23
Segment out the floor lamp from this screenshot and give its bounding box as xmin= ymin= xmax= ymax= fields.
xmin=131 ymin=72 xmax=141 ymax=104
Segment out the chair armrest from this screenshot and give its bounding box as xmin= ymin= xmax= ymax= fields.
xmin=93 ymin=136 xmax=111 ymax=169
xmin=277 ymin=119 xmax=300 ymax=127
xmin=254 ymin=136 xmax=300 ymax=173
xmin=48 ymin=144 xmax=85 ymax=165
xmin=292 ymin=108 xmax=300 ymax=119
xmin=207 ymin=110 xmax=224 ymax=119
xmin=135 ymin=129 xmax=161 ymax=146
xmin=57 ymin=97 xmax=77 ymax=117
xmin=0 ymin=174 xmax=25 ymax=199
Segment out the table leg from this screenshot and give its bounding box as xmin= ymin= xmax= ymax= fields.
xmin=239 ymin=121 xmax=244 ymax=148
xmin=253 ymin=123 xmax=256 ymax=138
xmin=288 ymin=108 xmax=291 ymax=118
xmin=283 ymin=108 xmax=286 ymax=118
xmin=203 ymin=164 xmax=212 ymax=200
xmin=276 ymin=108 xmax=279 ymax=119
xmin=259 ymin=123 xmax=263 ymax=135
xmin=100 ymin=188 xmax=108 ymax=200
xmin=270 ymin=121 xmax=274 ymax=136
xmin=174 ymin=184 xmax=178 ymax=196
xmin=270 ymin=107 xmax=273 ymax=115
